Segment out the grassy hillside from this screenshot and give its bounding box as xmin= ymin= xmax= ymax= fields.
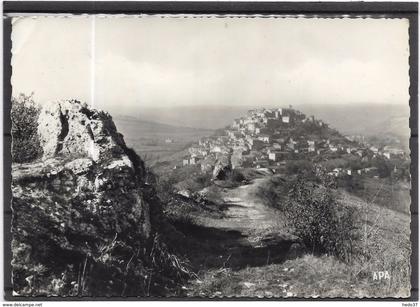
xmin=342 ymin=177 xmax=411 ymax=214
xmin=186 ymin=189 xmax=411 ymax=298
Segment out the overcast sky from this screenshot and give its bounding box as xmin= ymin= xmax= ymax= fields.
xmin=11 ymin=15 xmax=410 ymax=113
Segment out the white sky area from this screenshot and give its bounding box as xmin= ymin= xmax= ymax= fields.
xmin=11 ymin=15 xmax=410 ymax=113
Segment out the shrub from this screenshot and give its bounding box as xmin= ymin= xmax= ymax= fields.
xmin=285 ymin=174 xmax=360 ymax=262
xmin=371 ymin=157 xmax=392 ymax=178
xmin=285 ymin=160 xmax=312 ymax=175
xmin=11 ymin=93 xmax=43 ymax=163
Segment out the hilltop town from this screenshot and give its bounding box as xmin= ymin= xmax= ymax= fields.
xmin=180 ymin=106 xmax=408 ymax=180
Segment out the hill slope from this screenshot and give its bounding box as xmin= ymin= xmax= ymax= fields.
xmin=115 ymin=104 xmax=409 ymax=139
xmin=113 ymin=116 xmax=214 ymax=163
xmin=185 ymin=178 xmax=411 ymax=298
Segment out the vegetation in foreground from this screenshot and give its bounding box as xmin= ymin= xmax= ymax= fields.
xmin=284 ymin=168 xmax=360 ymax=263
xmin=11 ymin=93 xmax=43 ymax=163
xmin=183 ymin=166 xmax=411 ymax=298
xmin=186 ymin=192 xmax=410 ymax=298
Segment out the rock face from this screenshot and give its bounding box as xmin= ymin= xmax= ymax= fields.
xmin=38 ymin=100 xmax=128 ymax=162
xmin=11 ymin=100 xmax=174 ymax=296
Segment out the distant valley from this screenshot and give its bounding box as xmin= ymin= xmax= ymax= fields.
xmin=113 ymin=103 xmax=410 ymax=157
xmin=297 ymin=104 xmax=410 ymax=151
xmin=113 ymin=115 xmax=214 ymax=163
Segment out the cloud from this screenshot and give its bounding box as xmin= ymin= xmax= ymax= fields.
xmin=11 ymin=16 xmax=410 ymax=113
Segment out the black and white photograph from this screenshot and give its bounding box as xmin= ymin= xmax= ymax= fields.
xmin=4 ymin=6 xmax=417 ymax=301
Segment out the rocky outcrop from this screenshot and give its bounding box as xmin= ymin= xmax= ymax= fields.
xmin=212 ymin=155 xmax=232 ymax=180
xmin=38 ymin=100 xmax=130 ymax=163
xmin=11 ymin=100 xmax=183 ymax=297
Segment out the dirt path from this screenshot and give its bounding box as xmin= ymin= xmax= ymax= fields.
xmin=173 ymin=177 xmax=298 ymax=274
xmin=196 ymin=178 xmax=293 ymax=248
xmin=180 ymin=178 xmax=299 ymax=296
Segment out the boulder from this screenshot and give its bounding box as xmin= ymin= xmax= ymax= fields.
xmin=37 ymin=100 xmax=126 ymax=162
xmin=212 ymin=155 xmax=232 ymax=180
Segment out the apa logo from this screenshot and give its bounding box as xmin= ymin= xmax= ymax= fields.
xmin=372 ymin=271 xmax=390 ymax=281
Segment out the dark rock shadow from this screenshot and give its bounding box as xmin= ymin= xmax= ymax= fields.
xmin=171 ymin=220 xmax=297 ymax=272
